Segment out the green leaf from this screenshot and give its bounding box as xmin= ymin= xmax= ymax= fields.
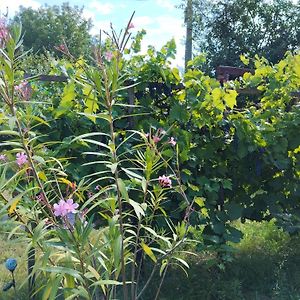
xmin=129 ymin=199 xmax=145 ymax=219
xmin=31 ymin=116 xmax=50 ymax=127
xmin=117 ymin=178 xmax=129 ymax=201
xmin=83 ymin=85 xmax=99 ymax=122
xmin=224 ymin=90 xmax=237 ymax=109
xmin=110 ymin=163 xmax=118 ymax=174
xmin=141 ymin=242 xmax=157 ymax=263
xmin=8 ymin=117 xmax=16 ymax=130
xmin=225 ymin=202 xmax=243 ymax=221
xmin=121 ymin=167 xmax=143 ymax=180
xmin=240 ymin=54 xmax=249 ymax=65
xmin=41 ymin=267 xmax=82 ymax=280
xmin=194 ymin=197 xmax=205 ymax=207
xmin=32 ymin=155 xmax=46 ymax=165
xmin=55 ymin=82 xmax=75 ymax=117
xmin=172 ymin=67 xmax=181 ymax=81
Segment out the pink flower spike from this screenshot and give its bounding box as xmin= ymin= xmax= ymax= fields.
xmin=158 ymin=175 xmax=172 ymax=188
xmin=104 ymin=51 xmax=113 ymax=61
xmin=0 ymin=154 xmax=7 ymax=161
xmin=16 ymin=152 xmax=28 ymax=167
xmin=153 ymin=135 xmax=161 ymax=143
xmin=128 ymin=22 xmax=134 ymax=29
xmin=169 ymin=137 xmax=176 ymax=146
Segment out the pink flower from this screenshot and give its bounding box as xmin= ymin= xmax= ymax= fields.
xmin=55 ymin=44 xmax=67 ymax=52
xmin=15 ymin=81 xmax=28 ymax=91
xmin=15 ymin=81 xmax=31 ymax=100
xmin=153 ymin=135 xmax=161 ymax=143
xmin=95 ymin=185 xmax=100 ymax=191
xmin=158 ymin=175 xmax=172 ymax=188
xmin=36 ymin=193 xmax=45 ymax=203
xmin=128 ymin=22 xmax=135 ymax=29
xmin=16 ymin=152 xmax=28 ymax=167
xmin=0 ymin=154 xmax=7 ymax=162
xmin=53 ymin=198 xmax=79 ymax=217
xmin=53 ymin=199 xmax=68 ymax=217
xmin=157 ymin=128 xmax=166 ymax=135
xmin=65 ymin=198 xmax=79 ymax=213
xmin=0 ymin=18 xmax=8 ymax=46
xmin=168 ymin=137 xmax=176 ymax=146
xmin=104 ymin=51 xmax=113 ymax=61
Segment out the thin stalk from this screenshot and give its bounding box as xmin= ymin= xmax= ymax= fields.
xmin=102 ymin=60 xmax=128 ymax=300
xmin=10 ymin=106 xmax=55 ymax=220
xmin=136 ymin=197 xmax=195 ymax=300
xmin=135 ymin=254 xmax=144 ymax=298
xmin=136 ymin=264 xmax=158 ymax=300
xmin=154 ymin=263 xmax=169 ymax=300
xmin=11 ymin=271 xmax=17 ymax=296
xmin=108 ymin=112 xmax=128 ymax=300
xmin=66 ymin=220 xmax=93 ymax=299
xmin=131 ymin=181 xmax=148 ymax=299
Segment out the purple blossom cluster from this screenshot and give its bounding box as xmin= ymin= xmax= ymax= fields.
xmin=53 ymin=198 xmax=79 ymax=217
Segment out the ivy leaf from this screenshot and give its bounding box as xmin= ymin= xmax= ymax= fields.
xmin=55 ymin=82 xmax=75 ymax=117
xmin=224 ymin=90 xmax=237 ymax=109
xmin=83 ymin=85 xmax=99 ymax=123
xmin=170 ymin=103 xmax=189 ymax=122
xmin=195 ymin=196 xmax=205 ymax=207
xmin=211 ymin=88 xmax=225 ymax=111
xmin=225 ymin=202 xmax=243 ymax=221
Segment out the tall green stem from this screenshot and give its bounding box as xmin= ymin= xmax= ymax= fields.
xmin=102 ymin=65 xmax=128 ymax=300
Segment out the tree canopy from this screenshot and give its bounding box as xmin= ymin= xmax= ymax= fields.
xmin=189 ymin=0 xmax=300 ymax=72
xmin=13 ymin=3 xmax=93 ymax=57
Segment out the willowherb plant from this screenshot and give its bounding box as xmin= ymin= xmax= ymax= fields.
xmin=0 ymin=15 xmax=196 ymax=300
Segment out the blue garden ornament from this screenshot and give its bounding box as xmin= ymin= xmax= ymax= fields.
xmin=5 ymin=258 xmax=17 ymax=272
xmin=3 ymin=258 xmax=17 ymax=293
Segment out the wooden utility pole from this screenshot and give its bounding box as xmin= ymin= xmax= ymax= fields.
xmin=185 ymin=0 xmax=193 ymax=69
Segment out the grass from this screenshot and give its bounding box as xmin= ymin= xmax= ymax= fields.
xmin=144 ymin=220 xmax=300 ymax=300
xmin=1 ymin=220 xmax=300 ymax=299
xmin=0 ymin=236 xmax=28 ymax=300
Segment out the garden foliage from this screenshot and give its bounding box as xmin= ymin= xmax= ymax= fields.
xmin=0 ymin=14 xmax=300 ymax=299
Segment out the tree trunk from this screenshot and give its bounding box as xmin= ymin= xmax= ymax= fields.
xmin=185 ymin=0 xmax=193 ymax=69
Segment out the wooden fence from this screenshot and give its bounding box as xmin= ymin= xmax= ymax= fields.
xmin=26 ymin=66 xmax=300 ymax=99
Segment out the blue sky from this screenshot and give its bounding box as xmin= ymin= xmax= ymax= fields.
xmin=2 ymin=0 xmax=186 ymax=66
